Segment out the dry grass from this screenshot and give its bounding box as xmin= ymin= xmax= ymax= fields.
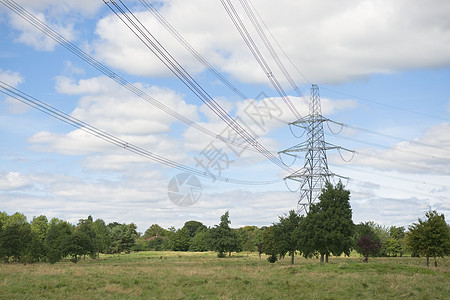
xmin=0 ymin=252 xmax=448 ymax=299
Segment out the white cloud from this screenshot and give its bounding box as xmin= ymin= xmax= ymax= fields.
xmin=14 ymin=0 xmax=102 ymax=17
xmin=0 ymin=172 xmax=31 ymax=191
xmin=0 ymin=69 xmax=23 ymax=87
xmin=62 ymin=61 xmax=85 ymax=76
xmin=90 ymin=0 xmax=450 ymax=85
xmin=0 ymin=69 xmax=28 ymax=113
xmin=3 ymin=0 xmax=103 ymax=52
xmin=28 ymin=129 xmax=114 ymax=156
xmin=28 ymin=76 xmax=197 ymax=174
xmin=8 ymin=11 xmax=75 ymax=51
xmin=340 ymin=122 xmax=450 ymax=174
xmin=55 ymin=75 xmax=199 ymax=136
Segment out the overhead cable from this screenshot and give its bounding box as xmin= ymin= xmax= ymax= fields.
xmin=139 ymin=0 xmax=249 ymax=101
xmin=103 ymin=0 xmax=292 ymax=172
xmin=219 ymin=0 xmax=302 ymax=120
xmin=0 ymin=0 xmax=275 ymax=156
xmin=246 ymin=0 xmax=312 ymax=85
xmin=0 ymin=81 xmax=282 ymax=186
xmin=238 ymin=0 xmax=306 ymax=99
xmin=321 ymin=86 xmax=450 ymax=123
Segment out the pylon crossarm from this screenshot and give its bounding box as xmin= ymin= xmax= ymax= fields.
xmin=289 ymin=115 xmax=328 ymax=127
xmin=284 ymin=171 xmax=335 ymax=181
xmin=279 ymin=141 xmax=309 ymax=154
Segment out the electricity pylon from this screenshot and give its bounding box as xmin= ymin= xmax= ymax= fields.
xmin=279 ymin=84 xmax=346 ymax=212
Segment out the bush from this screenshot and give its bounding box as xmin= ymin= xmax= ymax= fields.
xmin=267 ymin=254 xmax=278 ymax=263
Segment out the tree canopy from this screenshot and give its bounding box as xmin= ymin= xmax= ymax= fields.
xmin=297 ymin=181 xmax=354 ymax=263
xmin=406 ymin=210 xmax=450 ymax=267
xmin=209 ymin=211 xmax=240 ymax=257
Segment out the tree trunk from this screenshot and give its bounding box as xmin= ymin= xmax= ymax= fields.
xmin=325 ymin=253 xmax=329 ymax=263
xmin=320 ymin=253 xmax=324 ymax=263
xmin=291 ymin=252 xmax=294 ymax=265
xmin=426 ymin=256 xmax=429 ymax=268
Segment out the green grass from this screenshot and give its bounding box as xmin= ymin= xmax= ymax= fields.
xmin=0 ymin=252 xmax=449 ymax=299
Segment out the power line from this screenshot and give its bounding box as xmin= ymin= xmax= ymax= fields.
xmin=326 ymin=119 xmax=450 ymax=152
xmin=104 ymin=0 xmax=291 ymax=172
xmin=0 ymin=0 xmax=278 ymax=158
xmin=321 ymin=87 xmax=450 ymax=123
xmin=138 ymin=0 xmax=249 ymax=101
xmin=346 ymin=177 xmax=449 ymax=203
xmin=238 ymin=0 xmax=306 ymax=99
xmin=237 ymin=0 xmax=449 ymax=123
xmin=331 ymin=164 xmax=450 ymax=191
xmin=0 ymin=81 xmax=282 ymax=186
xmin=219 ymin=0 xmax=302 ymax=120
xmin=246 ymin=0 xmax=311 ymax=85
xmin=351 ymin=151 xmax=450 ymax=176
xmin=326 ymin=131 xmax=450 ymax=164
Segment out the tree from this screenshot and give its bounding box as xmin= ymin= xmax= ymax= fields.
xmin=406 ymin=210 xmax=450 ymax=267
xmin=183 ymin=221 xmax=206 ymax=239
xmin=0 ymin=212 xmax=32 ymax=262
xmin=354 ymin=222 xmax=382 ymax=260
xmin=368 ymin=222 xmax=389 ymax=256
xmin=277 ymin=210 xmax=301 ymax=265
xmin=62 ymin=231 xmax=90 ymax=263
xmin=28 ymin=215 xmax=49 ymax=262
xmin=0 ymin=212 xmax=7 ymax=260
xmin=297 ymin=181 xmax=354 ymax=263
xmin=189 ymin=228 xmax=210 ymax=252
xmin=110 ymin=223 xmax=138 ymax=254
xmin=146 ymin=235 xmax=170 ymax=251
xmin=92 ymin=219 xmax=111 ymax=255
xmin=143 ymin=224 xmax=168 ymax=239
xmin=262 ymin=225 xmax=279 ymax=263
xmin=209 ymin=211 xmax=240 ymax=257
xmin=387 ymin=226 xmax=405 ymax=257
xmin=31 ymin=215 xmax=49 ymax=241
xmin=76 ymin=216 xmax=97 ymax=258
xmin=44 ymin=218 xmax=74 ymax=263
xmin=170 ymin=227 xmax=191 ymax=251
xmin=356 ymin=235 xmax=381 ymax=263
xmin=236 ymin=226 xmax=260 ymax=256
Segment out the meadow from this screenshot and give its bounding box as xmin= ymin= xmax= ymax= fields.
xmin=0 ymin=251 xmax=448 ymax=299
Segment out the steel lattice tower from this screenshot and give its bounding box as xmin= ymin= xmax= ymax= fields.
xmin=279 ymin=84 xmax=339 ymax=212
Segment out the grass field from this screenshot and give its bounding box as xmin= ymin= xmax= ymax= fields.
xmin=0 ymin=251 xmax=449 ymax=299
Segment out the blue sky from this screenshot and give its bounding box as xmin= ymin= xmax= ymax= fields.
xmin=1 ymin=0 xmax=449 ymax=232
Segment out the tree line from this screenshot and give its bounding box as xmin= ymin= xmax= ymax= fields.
xmin=1 ymin=182 xmax=449 ymax=266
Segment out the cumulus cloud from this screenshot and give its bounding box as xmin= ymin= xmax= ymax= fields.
xmin=0 ymin=68 xmax=28 ymax=113
xmin=28 ymin=129 xmax=114 ymax=156
xmin=0 ymin=172 xmax=31 ymax=191
xmin=3 ymin=0 xmax=103 ymax=51
xmin=90 ymin=0 xmax=450 ymax=85
xmin=339 ymin=122 xmax=450 ymax=174
xmin=55 ymin=75 xmax=199 ymax=135
xmin=0 ymin=69 xmax=23 ymax=87
xmin=29 ymin=75 xmax=197 ymax=172
xmin=14 ymin=0 xmax=102 ymax=17
xmin=8 ymin=11 xmax=76 ymax=51
xmin=183 ymin=93 xmax=356 ymax=154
